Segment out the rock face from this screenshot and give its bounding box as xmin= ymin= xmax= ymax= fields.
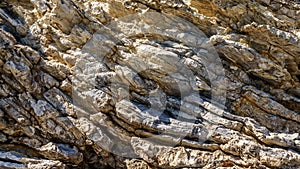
xmin=0 ymin=0 xmax=300 ymax=168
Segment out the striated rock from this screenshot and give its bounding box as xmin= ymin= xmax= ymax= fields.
xmin=38 ymin=142 xmax=83 ymax=164
xmin=0 ymin=0 xmax=299 ymax=168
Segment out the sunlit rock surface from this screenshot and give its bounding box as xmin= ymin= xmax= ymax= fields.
xmin=0 ymin=0 xmax=300 ymax=168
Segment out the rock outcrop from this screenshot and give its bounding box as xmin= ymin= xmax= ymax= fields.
xmin=0 ymin=0 xmax=300 ymax=168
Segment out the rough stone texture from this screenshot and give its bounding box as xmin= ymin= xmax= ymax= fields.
xmin=0 ymin=0 xmax=300 ymax=168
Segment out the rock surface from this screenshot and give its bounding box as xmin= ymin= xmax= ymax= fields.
xmin=0 ymin=0 xmax=300 ymax=168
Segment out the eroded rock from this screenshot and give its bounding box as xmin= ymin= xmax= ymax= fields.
xmin=0 ymin=0 xmax=299 ymax=168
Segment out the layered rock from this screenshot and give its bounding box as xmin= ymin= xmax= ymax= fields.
xmin=0 ymin=0 xmax=299 ymax=168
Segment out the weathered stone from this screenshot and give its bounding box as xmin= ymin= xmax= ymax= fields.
xmin=125 ymin=159 xmax=151 ymax=169
xmin=0 ymin=0 xmax=299 ymax=168
xmin=38 ymin=142 xmax=83 ymax=164
xmin=0 ymin=151 xmax=65 ymax=169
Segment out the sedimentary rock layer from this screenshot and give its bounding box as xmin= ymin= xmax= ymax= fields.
xmin=0 ymin=0 xmax=299 ymax=168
